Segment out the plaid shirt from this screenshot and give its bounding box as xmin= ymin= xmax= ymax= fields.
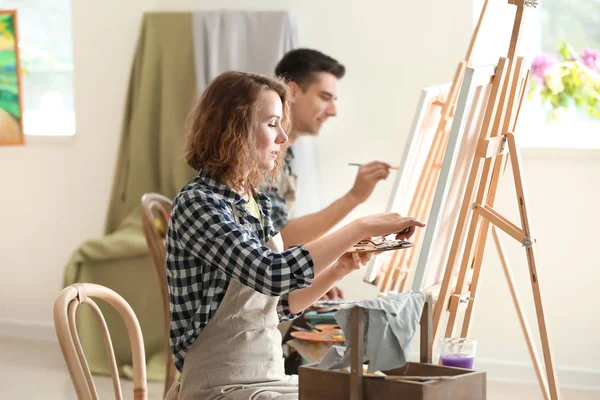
xmin=166 ymin=169 xmax=315 ymax=371
xmin=263 ymin=147 xmax=295 ymax=231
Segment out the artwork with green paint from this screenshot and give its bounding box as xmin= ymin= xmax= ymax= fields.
xmin=0 ymin=10 xmax=24 ymax=144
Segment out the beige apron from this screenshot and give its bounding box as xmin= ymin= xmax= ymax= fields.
xmin=274 ymin=171 xmax=297 ymax=340
xmin=171 ymin=206 xmax=299 ymax=400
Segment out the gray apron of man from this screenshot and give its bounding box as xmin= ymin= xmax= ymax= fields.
xmin=278 ymin=170 xmax=298 ymax=217
xmin=176 ymin=206 xmax=298 ymax=400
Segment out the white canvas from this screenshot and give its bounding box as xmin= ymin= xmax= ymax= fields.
xmin=410 ymin=64 xmax=497 ymax=292
xmin=363 ymin=83 xmax=450 ymax=284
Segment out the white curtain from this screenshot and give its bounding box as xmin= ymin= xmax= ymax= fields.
xmin=191 ymin=10 xmax=322 ymax=218
xmin=191 ymin=10 xmax=298 ymax=91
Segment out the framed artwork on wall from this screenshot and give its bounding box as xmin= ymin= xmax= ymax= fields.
xmin=0 ymin=9 xmax=24 ymax=145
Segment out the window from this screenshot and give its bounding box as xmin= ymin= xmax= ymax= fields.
xmin=540 ymin=0 xmax=600 ymax=54
xmin=472 ymin=0 xmax=600 ymax=149
xmin=3 ymin=0 xmax=75 ymax=136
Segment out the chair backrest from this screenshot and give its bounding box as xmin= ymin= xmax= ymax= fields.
xmin=54 ymin=283 xmax=148 ymax=400
xmin=140 ymin=193 xmax=177 ymax=396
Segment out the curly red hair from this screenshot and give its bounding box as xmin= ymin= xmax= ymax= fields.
xmin=184 ymin=71 xmax=292 ymax=193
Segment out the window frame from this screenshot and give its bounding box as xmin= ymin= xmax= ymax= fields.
xmin=471 ymin=0 xmax=600 ymax=150
xmin=6 ymin=0 xmax=76 ymax=140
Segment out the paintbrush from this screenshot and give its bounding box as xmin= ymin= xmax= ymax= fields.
xmin=348 ymin=163 xmax=399 ymax=170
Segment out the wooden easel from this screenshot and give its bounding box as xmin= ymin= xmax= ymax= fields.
xmin=427 ymin=1 xmax=561 ymax=399
xmin=377 ymin=0 xmax=491 ymax=294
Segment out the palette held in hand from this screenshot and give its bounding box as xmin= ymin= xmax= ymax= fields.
xmin=347 ymin=237 xmax=414 ymax=254
xmin=290 ymin=328 xmax=345 ymax=343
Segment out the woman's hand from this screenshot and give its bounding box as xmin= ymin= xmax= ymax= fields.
xmin=320 ymin=285 xmax=344 ymax=300
xmin=288 ymin=252 xmax=372 ymax=314
xmin=301 ymin=213 xmax=424 ymax=279
xmin=333 ymin=251 xmax=373 ymax=278
xmin=357 ymin=213 xmax=425 ymax=240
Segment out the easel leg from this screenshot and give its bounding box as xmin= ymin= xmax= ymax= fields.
xmin=458 ymin=219 xmax=488 ymax=341
xmin=457 ymin=225 xmax=553 ymax=400
xmin=443 ymin=154 xmax=494 ymax=340
xmin=492 ymin=226 xmax=550 ymax=400
xmin=522 ymin=241 xmax=561 ymax=400
xmin=506 ymin=133 xmax=561 ymax=400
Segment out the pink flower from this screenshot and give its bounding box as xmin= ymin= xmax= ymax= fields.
xmin=531 ymin=54 xmax=557 ymax=83
xmin=580 ymin=48 xmax=599 ymax=70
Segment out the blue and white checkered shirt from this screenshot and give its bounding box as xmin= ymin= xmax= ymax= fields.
xmin=166 ymin=169 xmax=315 ymax=371
xmin=263 ymin=147 xmax=295 ymax=231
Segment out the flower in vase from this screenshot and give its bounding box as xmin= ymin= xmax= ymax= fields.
xmin=531 ymin=54 xmax=558 ymax=84
xmin=549 ymin=107 xmax=566 ymax=121
xmin=544 ymin=64 xmax=565 ymax=95
xmin=580 ymin=48 xmax=599 ymax=71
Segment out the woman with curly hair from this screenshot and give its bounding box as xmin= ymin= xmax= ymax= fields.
xmin=165 ymin=71 xmax=424 ymax=399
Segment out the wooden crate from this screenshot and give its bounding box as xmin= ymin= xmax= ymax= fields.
xmin=298 ymin=296 xmax=486 ymax=400
xmin=299 ymin=362 xmax=486 ymax=400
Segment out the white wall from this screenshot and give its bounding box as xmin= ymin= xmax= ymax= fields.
xmin=0 ymin=0 xmax=598 ymax=390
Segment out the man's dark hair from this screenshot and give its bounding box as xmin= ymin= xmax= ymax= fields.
xmin=275 ymin=48 xmax=345 ymax=90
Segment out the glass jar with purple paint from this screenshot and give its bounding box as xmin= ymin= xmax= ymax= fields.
xmin=439 ymin=338 xmax=477 ymax=369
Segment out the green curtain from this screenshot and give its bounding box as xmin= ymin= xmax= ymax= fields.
xmin=62 ymin=12 xmax=197 ymax=380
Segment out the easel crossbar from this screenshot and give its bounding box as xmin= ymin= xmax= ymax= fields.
xmin=472 ymin=203 xmax=529 ymax=245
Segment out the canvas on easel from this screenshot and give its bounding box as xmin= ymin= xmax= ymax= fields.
xmin=364 ymin=0 xmax=492 ymax=293
xmin=0 ymin=9 xmax=25 ymax=146
xmin=409 ymin=65 xmax=495 ymax=292
xmin=409 ymin=1 xmax=561 ymax=399
xmin=363 ymin=83 xmax=449 ymax=283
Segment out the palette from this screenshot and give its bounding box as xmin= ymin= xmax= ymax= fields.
xmin=290 ymin=328 xmax=345 ymax=343
xmin=347 ymin=238 xmax=414 ymax=254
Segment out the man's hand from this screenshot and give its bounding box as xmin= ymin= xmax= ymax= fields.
xmin=348 ymin=161 xmax=392 ymax=204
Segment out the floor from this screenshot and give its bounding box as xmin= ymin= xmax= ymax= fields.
xmin=1 ymin=337 xmax=598 ymax=399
